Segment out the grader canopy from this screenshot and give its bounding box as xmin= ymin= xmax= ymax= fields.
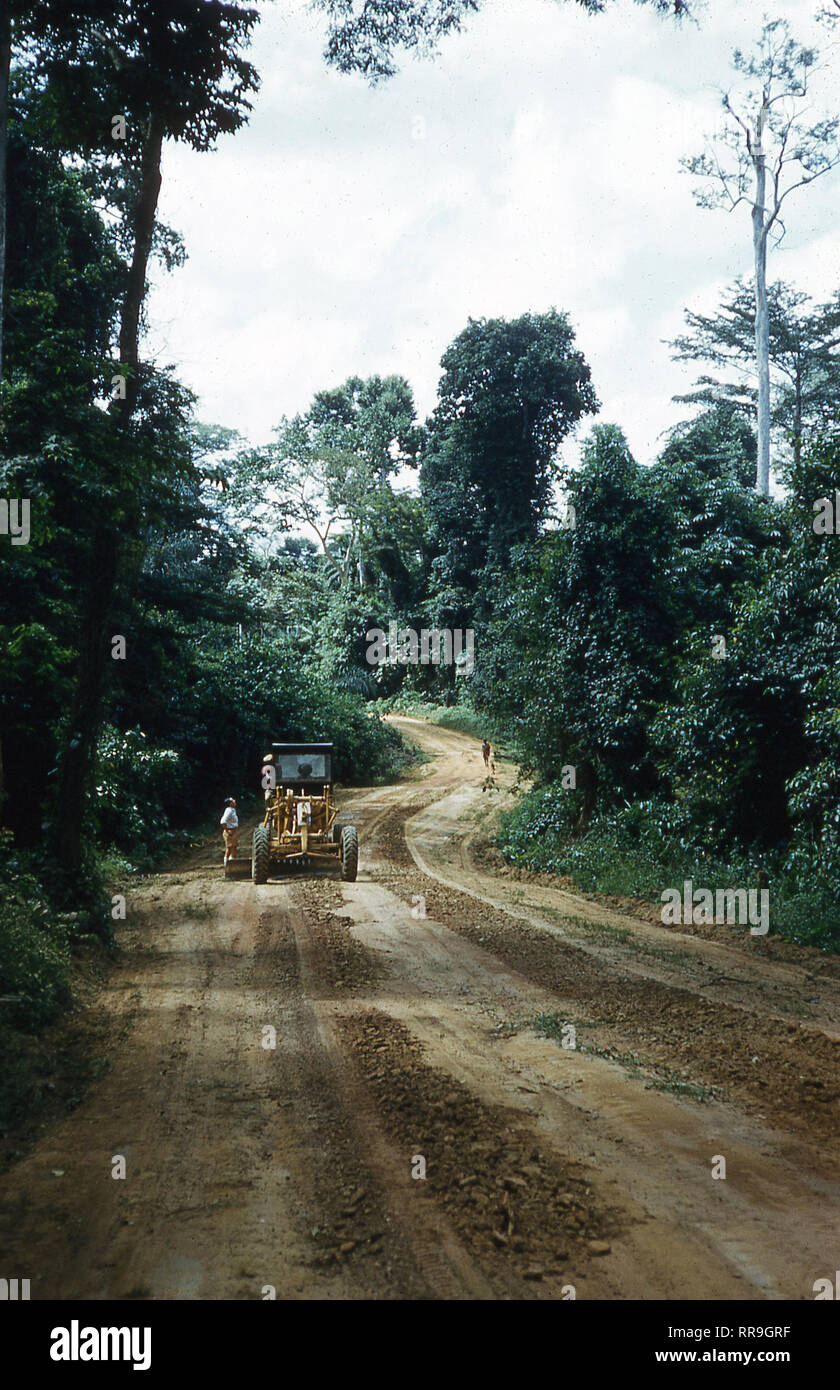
xmin=247 ymin=742 xmax=358 ymax=884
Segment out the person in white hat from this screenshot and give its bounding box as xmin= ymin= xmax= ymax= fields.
xmin=220 ymin=797 xmax=239 ymax=866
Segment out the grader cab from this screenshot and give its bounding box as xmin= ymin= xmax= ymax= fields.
xmin=250 ymin=742 xmax=358 ymax=884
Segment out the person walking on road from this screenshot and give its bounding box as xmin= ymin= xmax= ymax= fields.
xmin=221 ymin=797 xmax=239 ymax=866
xmin=482 ymin=738 xmax=491 ymax=769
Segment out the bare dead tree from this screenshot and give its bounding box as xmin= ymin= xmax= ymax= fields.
xmin=682 ymin=18 xmax=840 ymax=495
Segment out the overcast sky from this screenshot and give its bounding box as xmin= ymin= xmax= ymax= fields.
xmin=146 ymin=0 xmax=840 ymax=469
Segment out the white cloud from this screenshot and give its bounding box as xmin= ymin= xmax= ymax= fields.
xmin=146 ymin=0 xmax=840 ymax=466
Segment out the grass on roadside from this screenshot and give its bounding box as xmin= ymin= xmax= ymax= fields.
xmin=530 ymin=1012 xmax=717 ymax=1104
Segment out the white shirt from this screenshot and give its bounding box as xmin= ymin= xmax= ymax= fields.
xmin=221 ymin=806 xmax=238 ymax=829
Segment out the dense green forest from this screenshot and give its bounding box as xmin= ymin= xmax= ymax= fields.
xmin=2 ymin=0 xmax=840 ymax=1134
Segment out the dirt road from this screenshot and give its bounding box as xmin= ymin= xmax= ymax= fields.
xmin=2 ymin=718 xmax=839 ymax=1300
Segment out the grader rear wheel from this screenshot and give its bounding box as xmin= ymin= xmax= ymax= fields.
xmin=252 ymin=825 xmax=270 ymax=884
xmin=340 ymin=825 xmax=358 ymax=882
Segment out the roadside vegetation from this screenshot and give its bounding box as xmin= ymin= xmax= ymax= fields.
xmin=3 ymin=0 xmax=840 ymax=1133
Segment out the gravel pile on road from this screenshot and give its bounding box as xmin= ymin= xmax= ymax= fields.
xmin=294 ymin=879 xmax=384 ymax=994
xmin=340 ymin=1008 xmax=625 ymax=1296
xmin=362 ymin=811 xmax=840 ymax=1152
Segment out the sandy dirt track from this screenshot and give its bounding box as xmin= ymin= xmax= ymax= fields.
xmin=1 ymin=718 xmax=839 ymax=1300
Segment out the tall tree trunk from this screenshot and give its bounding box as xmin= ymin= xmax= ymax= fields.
xmin=54 ymin=113 xmax=165 ymax=896
xmin=793 ymin=369 xmax=802 ymax=468
xmin=53 ymin=525 xmax=119 ymax=885
xmin=0 ymin=0 xmax=12 ymax=382
xmin=118 ymin=113 xmax=164 ymax=410
xmin=752 ymin=103 xmax=771 ymax=495
xmin=341 ymin=526 xmax=355 ymax=587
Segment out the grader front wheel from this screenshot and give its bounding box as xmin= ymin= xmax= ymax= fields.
xmin=340 ymin=825 xmax=358 ymax=882
xmin=252 ymin=825 xmax=270 ymax=884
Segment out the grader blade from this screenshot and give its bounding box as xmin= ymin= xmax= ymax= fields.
xmin=223 ymin=857 xmax=252 ymax=880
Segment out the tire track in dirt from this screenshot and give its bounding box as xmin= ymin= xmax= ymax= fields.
xmin=337 ymin=1008 xmax=624 ymax=1298
xmin=4 ymin=718 xmax=838 ymax=1301
xmin=328 ymin=870 xmax=835 ymax=1297
xmin=287 ymin=882 xmax=496 ymax=1298
xmin=0 ymin=875 xmax=429 ymax=1298
xmin=386 ymin=780 xmax=840 ymax=1155
xmin=320 ymin=719 xmax=840 ymax=1298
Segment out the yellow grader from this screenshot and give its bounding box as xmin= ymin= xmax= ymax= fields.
xmin=249 ymin=742 xmax=358 ymax=884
